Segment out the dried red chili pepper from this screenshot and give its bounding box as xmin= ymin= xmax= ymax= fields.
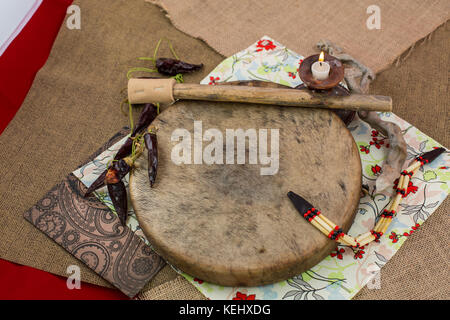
xmin=84 ymin=170 xmax=108 ymax=196
xmin=131 ymin=103 xmax=158 ymax=136
xmin=107 ymin=181 xmax=128 ymax=226
xmin=105 ymin=159 xmax=132 ymax=184
xmin=84 ymin=104 xmax=157 ymax=197
xmin=155 ymin=58 xmax=203 ymax=76
xmin=115 ymin=103 xmax=158 ymax=159
xmin=144 ymin=132 xmax=158 ymax=187
xmin=84 ymin=158 xmax=131 ymax=196
xmin=113 ymin=138 xmax=133 ymax=162
xmin=113 ymin=103 xmax=157 ymax=161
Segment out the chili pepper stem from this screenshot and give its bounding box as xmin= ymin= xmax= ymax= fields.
xmin=128 ymin=101 xmax=134 ymax=133
xmin=127 ymin=127 xmax=157 ymax=164
xmin=129 ymin=142 xmax=146 ymax=163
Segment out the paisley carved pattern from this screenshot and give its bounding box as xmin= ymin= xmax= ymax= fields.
xmin=23 ymin=128 xmax=165 ymax=297
xmin=35 ymin=211 xmax=66 ymax=239
xmin=72 ymin=242 xmax=110 ymax=276
xmin=112 ymin=232 xmax=166 ymax=293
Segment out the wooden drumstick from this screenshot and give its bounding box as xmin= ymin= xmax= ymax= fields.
xmin=128 ymin=78 xmax=393 ymax=112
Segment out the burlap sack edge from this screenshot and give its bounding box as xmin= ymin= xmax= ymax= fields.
xmin=146 ymin=0 xmax=449 ymax=74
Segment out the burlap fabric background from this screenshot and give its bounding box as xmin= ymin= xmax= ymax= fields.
xmin=148 ymin=0 xmax=450 ymax=74
xmin=0 ymin=0 xmax=448 ymax=299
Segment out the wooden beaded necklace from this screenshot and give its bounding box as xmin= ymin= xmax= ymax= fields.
xmin=288 ymin=147 xmax=446 ymax=248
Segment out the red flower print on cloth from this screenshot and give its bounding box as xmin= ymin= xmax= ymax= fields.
xmin=233 ymin=291 xmax=256 ymax=300
xmin=353 ymin=246 xmax=365 ymax=259
xmin=360 ymin=130 xmax=389 ymax=154
xmin=410 ymin=223 xmax=420 ymax=233
xmin=403 ymin=224 xmax=420 ymax=236
xmin=288 ymin=72 xmax=296 ymax=79
xmin=369 ymin=137 xmax=384 ymax=149
xmin=389 ymin=231 xmax=399 ymax=243
xmin=360 ymin=145 xmax=370 ymax=154
xmin=256 ymin=39 xmax=276 ymax=52
xmin=390 ymin=224 xmax=420 ymax=243
xmin=193 ymin=278 xmax=204 ymax=284
xmin=296 ymin=59 xmax=304 ymax=74
xmin=209 ymin=76 xmax=220 ymax=85
xmin=330 ymin=247 xmax=345 ymax=260
xmin=371 ymin=165 xmax=382 ymax=175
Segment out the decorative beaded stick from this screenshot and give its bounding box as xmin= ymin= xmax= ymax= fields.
xmin=288 ymin=147 xmax=446 ymax=249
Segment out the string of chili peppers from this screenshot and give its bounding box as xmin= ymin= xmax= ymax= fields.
xmin=84 ymin=38 xmax=203 ymax=226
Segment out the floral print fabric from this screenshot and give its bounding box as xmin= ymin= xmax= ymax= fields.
xmin=73 ymin=36 xmax=449 ymax=300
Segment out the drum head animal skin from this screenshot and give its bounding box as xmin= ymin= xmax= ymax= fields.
xmin=130 ymin=100 xmax=361 ymax=286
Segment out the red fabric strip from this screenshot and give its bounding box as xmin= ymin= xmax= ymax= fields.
xmin=0 ymin=259 xmax=128 ymax=300
xmin=0 ymin=0 xmax=73 ymax=134
xmin=0 ymin=0 xmax=131 ymax=300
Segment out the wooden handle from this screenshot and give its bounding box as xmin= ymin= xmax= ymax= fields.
xmin=128 ymin=79 xmax=392 ymax=112
xmin=174 ymin=84 xmax=392 ymax=111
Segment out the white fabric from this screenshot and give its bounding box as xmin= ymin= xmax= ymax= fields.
xmin=0 ymin=0 xmax=42 ymax=57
